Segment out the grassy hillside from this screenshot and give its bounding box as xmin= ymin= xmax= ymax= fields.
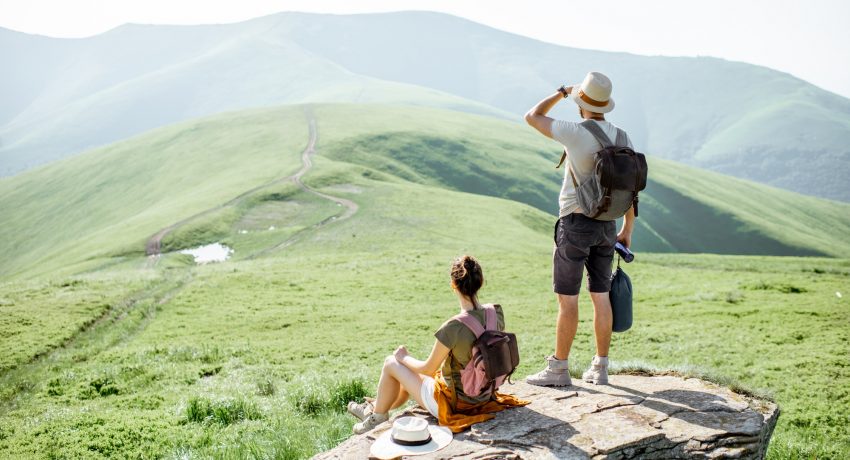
xmin=0 ymin=102 xmax=847 ymax=458
xmin=277 ymin=11 xmax=850 ymax=201
xmin=310 ymin=104 xmax=849 ymax=257
xmin=2 ymin=104 xmax=848 ymax=283
xmin=3 ymin=12 xmax=849 ymax=200
xmin=1 ymin=169 xmax=847 ymax=458
xmin=0 ymin=106 xmax=311 ymax=279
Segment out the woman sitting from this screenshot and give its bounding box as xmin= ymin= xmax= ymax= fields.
xmin=347 ymin=255 xmax=528 ymax=434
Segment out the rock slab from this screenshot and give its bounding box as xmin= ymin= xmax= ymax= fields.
xmin=314 ymin=375 xmax=779 ymax=459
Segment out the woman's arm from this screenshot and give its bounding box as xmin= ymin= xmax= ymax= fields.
xmin=395 ymin=340 xmax=450 ymax=376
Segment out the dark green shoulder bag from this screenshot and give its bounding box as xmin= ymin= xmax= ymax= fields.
xmin=610 ymin=258 xmax=633 ymax=333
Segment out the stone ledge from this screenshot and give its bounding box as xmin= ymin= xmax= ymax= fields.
xmin=313 ymin=375 xmax=779 ymax=459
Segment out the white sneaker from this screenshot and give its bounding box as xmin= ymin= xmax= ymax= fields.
xmin=527 ymin=355 xmax=572 ymax=387
xmin=582 ymin=356 xmax=609 ymax=385
xmin=347 ymin=400 xmax=373 ymax=421
xmin=353 ymin=412 xmax=389 ymax=434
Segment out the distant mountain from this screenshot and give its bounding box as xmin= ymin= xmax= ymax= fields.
xmin=1 ymin=11 xmax=848 ymax=201
xmin=0 ymin=22 xmax=510 ymax=174
xmin=2 ymin=104 xmax=847 ymax=280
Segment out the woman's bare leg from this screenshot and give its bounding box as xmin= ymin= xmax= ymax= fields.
xmin=373 ymin=355 xmax=426 ymax=414
xmin=390 ymin=389 xmax=409 ymax=410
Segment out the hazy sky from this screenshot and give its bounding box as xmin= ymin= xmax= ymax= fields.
xmin=2 ymin=0 xmax=849 ymax=99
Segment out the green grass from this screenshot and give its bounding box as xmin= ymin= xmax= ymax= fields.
xmin=157 ymin=181 xmax=342 ymax=259
xmin=648 ymin=158 xmax=850 ymax=257
xmin=184 ymin=397 xmax=263 ymax=425
xmin=1 ymin=103 xmax=849 ymax=458
xmin=1 ymin=174 xmax=847 ymax=458
xmin=0 ymin=270 xmax=156 ymax=373
xmin=0 ymin=105 xmax=310 ymax=280
xmin=3 ymin=103 xmax=849 ymax=283
xmin=310 ymin=103 xmax=850 ymax=256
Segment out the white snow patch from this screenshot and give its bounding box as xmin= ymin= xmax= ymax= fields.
xmin=180 ymin=243 xmax=233 ymax=264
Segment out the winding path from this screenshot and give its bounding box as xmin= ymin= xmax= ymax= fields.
xmin=291 ymin=117 xmax=358 ymax=221
xmin=145 ymin=106 xmax=357 ymax=259
xmin=245 ymin=115 xmax=358 ymax=259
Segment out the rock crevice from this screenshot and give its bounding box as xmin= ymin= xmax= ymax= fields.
xmin=314 ymin=375 xmax=779 ymax=459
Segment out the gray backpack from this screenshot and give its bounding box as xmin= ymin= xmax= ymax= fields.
xmin=556 ymin=120 xmax=648 ymax=221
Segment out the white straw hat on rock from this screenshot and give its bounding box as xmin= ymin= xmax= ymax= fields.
xmin=571 ymin=71 xmax=615 ymax=113
xmin=370 ymin=416 xmax=453 ymax=459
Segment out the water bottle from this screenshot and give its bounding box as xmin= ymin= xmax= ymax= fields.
xmin=614 ymin=242 xmax=634 ymax=263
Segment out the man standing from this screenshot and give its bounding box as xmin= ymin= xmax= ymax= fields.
xmin=523 ymin=71 xmax=635 ymax=386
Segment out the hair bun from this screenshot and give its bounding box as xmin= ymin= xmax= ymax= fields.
xmin=450 ymin=255 xmax=484 ymax=301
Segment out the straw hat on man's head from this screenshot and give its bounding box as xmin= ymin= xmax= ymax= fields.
xmin=571 ymin=71 xmax=615 ymax=114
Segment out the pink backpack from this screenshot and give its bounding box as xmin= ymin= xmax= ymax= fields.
xmin=453 ymin=304 xmax=520 ymax=398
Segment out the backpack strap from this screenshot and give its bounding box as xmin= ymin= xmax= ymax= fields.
xmin=453 ymin=304 xmax=498 ymax=338
xmin=559 ymin=150 xmax=581 ymax=194
xmin=483 ymin=304 xmax=498 ymax=331
xmin=563 ymin=149 xmax=579 ymax=188
xmin=580 ymin=120 xmax=613 ymax=148
xmin=614 ymin=128 xmax=628 ymax=148
xmin=555 ymin=149 xmax=567 ymax=169
xmin=558 ymin=122 xmax=625 ymax=169
xmin=453 ymin=311 xmax=485 ymax=338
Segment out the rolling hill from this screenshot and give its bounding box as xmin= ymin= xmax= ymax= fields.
xmin=1 ymin=103 xmax=849 ymax=459
xmin=1 ymin=103 xmax=847 ymax=281
xmin=1 ymin=12 xmax=849 ymax=201
xmin=0 ymin=22 xmax=510 ymax=175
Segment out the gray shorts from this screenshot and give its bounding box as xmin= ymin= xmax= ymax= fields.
xmin=553 ymin=213 xmax=617 ymax=295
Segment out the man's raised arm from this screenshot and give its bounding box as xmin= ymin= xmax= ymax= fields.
xmin=524 ymin=86 xmax=570 ymax=139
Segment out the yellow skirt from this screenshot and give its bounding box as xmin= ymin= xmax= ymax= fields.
xmin=432 ymin=371 xmax=530 ymax=433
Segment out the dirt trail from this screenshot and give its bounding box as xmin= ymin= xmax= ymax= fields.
xmin=145 ymin=107 xmax=357 ymax=259
xmin=292 ymin=118 xmax=359 ymax=221
xmin=245 ymin=115 xmax=359 ymax=258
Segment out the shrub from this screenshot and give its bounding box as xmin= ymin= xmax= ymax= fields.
xmin=14 ymin=380 xmax=34 ymax=393
xmin=328 ymin=379 xmax=368 ymax=410
xmin=746 ymin=281 xmax=807 ymax=293
xmin=291 ymin=378 xmax=370 ymax=416
xmin=84 ymin=377 xmax=119 ymax=397
xmin=777 ymin=284 xmax=807 ymax=294
xmin=725 ymin=290 xmax=744 ymax=304
xmin=295 ymin=391 xmax=326 ymax=416
xmin=257 ymin=377 xmax=277 ymax=396
xmin=185 ymin=397 xmax=262 ymax=425
xmin=45 ymin=378 xmax=64 ymax=397
xmin=198 ymin=366 xmax=222 ymax=378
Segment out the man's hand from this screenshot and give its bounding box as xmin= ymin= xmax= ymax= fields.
xmin=617 ymin=229 xmax=632 ymax=248
xmin=393 ymin=345 xmax=409 ymax=362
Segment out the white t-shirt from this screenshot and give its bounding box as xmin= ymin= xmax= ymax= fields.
xmin=551 ymin=119 xmax=634 ymax=218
